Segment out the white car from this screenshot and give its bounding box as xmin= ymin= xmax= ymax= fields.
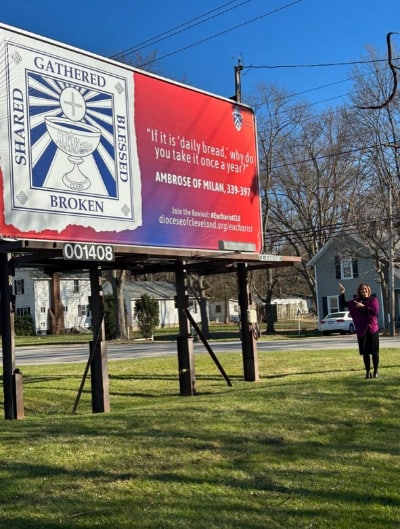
xmin=319 ymin=311 xmax=355 ymax=335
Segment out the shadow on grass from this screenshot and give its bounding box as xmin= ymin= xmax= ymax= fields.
xmin=153 ymin=328 xmax=321 ymax=341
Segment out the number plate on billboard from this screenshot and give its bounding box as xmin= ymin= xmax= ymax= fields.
xmin=63 ymin=243 xmax=114 ymax=262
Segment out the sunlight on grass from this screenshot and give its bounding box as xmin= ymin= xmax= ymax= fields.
xmin=1 ymin=347 xmax=400 ymax=528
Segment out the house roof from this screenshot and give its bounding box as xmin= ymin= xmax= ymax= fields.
xmin=122 ymin=281 xmax=177 ymax=300
xmin=307 ymin=232 xmax=400 ymax=280
xmin=307 ymin=233 xmax=369 ymax=267
xmin=26 ymin=269 xmax=90 ymax=280
xmin=103 ymin=280 xmax=197 ymax=300
xmin=28 ymin=270 xmax=51 ymax=280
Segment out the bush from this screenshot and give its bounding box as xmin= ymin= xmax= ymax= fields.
xmin=134 ymin=294 xmax=160 ymax=339
xmin=14 ymin=314 xmax=35 ymax=336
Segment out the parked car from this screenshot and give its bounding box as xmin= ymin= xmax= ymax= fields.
xmin=319 ymin=311 xmax=355 ymax=335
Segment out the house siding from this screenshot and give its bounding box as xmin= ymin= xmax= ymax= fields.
xmin=209 ymin=299 xmax=240 ymax=323
xmin=33 ymin=279 xmax=51 ymax=334
xmin=60 ymin=278 xmax=92 ymax=330
xmin=13 ymin=269 xmax=92 ymax=334
xmin=14 ymin=269 xmax=50 ymax=334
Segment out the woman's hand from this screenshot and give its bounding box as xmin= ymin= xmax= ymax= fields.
xmin=338 ymin=282 xmax=345 ymax=294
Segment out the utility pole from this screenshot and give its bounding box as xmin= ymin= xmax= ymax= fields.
xmin=234 ymin=59 xmax=243 ymax=102
xmin=384 ymin=143 xmax=398 ymax=336
xmin=388 ymin=181 xmax=395 ymax=336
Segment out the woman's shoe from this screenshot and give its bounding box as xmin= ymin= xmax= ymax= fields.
xmin=373 ymin=371 xmax=378 ymax=378
xmin=366 ymin=371 xmax=372 ymax=379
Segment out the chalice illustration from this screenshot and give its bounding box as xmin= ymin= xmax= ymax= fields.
xmin=45 ymin=87 xmax=101 ymax=192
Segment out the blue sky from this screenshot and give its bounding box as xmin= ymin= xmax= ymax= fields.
xmin=0 ymin=0 xmax=399 ymax=109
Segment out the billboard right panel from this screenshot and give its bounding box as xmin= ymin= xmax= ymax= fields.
xmin=132 ymin=70 xmax=262 ymax=252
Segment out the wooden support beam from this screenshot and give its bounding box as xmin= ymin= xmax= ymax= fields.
xmin=237 ymin=263 xmax=259 ymax=381
xmin=0 ymin=252 xmax=24 ymax=419
xmin=89 ymin=267 xmax=110 ymax=413
xmin=175 ymin=262 xmax=196 ymax=396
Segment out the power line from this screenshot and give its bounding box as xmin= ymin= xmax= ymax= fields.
xmin=253 ymin=92 xmax=349 ymax=115
xmin=263 ymin=78 xmax=352 ymax=102
xmin=138 ymin=0 xmax=303 ymax=67
xmin=263 ymin=213 xmax=400 ymax=247
xmin=111 ymin=0 xmax=253 ymax=61
xmin=251 ymin=55 xmax=400 ymax=136
xmin=110 ymin=0 xmax=397 ymax=115
xmin=109 ymin=4 xmax=397 ymax=176
xmin=111 ymin=0 xmax=386 ymax=116
xmin=249 ymin=54 xmax=400 ymax=111
xmin=269 ymin=143 xmax=388 ymax=172
xmin=245 ymin=58 xmax=389 ymax=69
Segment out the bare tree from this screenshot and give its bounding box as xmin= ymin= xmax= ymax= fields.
xmin=253 ymin=84 xmax=360 ymax=310
xmin=102 ymin=269 xmax=129 ymax=339
xmin=346 ymin=45 xmax=400 ymax=332
xmin=187 ymin=274 xmax=210 ymax=338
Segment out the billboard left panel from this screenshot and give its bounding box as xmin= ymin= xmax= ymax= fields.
xmin=0 ymin=26 xmax=142 ymax=237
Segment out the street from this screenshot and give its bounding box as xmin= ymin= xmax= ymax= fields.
xmin=3 ymin=334 xmax=400 ymax=366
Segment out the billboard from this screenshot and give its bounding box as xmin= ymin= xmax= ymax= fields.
xmin=0 ymin=24 xmax=262 ymax=253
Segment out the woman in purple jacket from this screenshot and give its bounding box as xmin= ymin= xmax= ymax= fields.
xmin=339 ymin=282 xmax=380 ymax=379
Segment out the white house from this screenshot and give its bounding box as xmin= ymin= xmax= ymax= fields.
xmin=208 ymin=298 xmax=240 ymax=323
xmin=270 ymin=298 xmax=310 ymax=319
xmin=13 ymin=268 xmax=50 ymax=334
xmin=59 ymin=273 xmax=91 ymax=331
xmin=102 ymin=280 xmax=203 ymax=329
xmin=13 ymin=268 xmax=92 ymax=334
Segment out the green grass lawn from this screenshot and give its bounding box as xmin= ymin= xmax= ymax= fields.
xmin=1 ymin=346 xmax=399 ymax=528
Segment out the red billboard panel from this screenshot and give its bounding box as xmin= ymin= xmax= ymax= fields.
xmin=0 ymin=24 xmax=262 ymax=253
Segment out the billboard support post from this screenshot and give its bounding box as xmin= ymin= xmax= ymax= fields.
xmin=238 ymin=263 xmax=259 ymax=381
xmin=0 ymin=252 xmax=24 ymax=419
xmin=89 ymin=267 xmax=110 ymax=413
xmin=175 ymin=262 xmax=196 ymax=396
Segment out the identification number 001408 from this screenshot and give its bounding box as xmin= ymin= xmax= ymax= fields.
xmin=63 ymin=243 xmax=115 ymax=262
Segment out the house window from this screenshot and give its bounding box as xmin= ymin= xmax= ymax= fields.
xmin=64 ymin=306 xmax=68 ymax=312
xmin=335 ymin=256 xmax=358 ymax=280
xmin=16 ymin=307 xmax=30 ymax=316
xmin=14 ymin=279 xmax=24 ymax=295
xmin=40 ymin=307 xmax=46 ymax=313
xmin=341 ymin=258 xmax=353 ymax=279
xmin=73 ymin=279 xmax=80 ymax=293
xmin=78 ymin=304 xmax=89 ymax=317
xmin=327 ymin=296 xmax=339 ymax=314
xmin=215 ymin=305 xmax=222 ymax=313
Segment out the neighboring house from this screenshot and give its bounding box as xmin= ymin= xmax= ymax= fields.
xmin=13 ymin=268 xmax=91 ymax=334
xmin=307 ymin=233 xmax=400 ymax=329
xmin=270 ymin=298 xmax=310 ymax=319
xmin=59 ymin=273 xmax=91 ymax=331
xmin=209 ymin=299 xmax=240 ymax=323
xmin=209 ymin=296 xmax=310 ymax=324
xmin=13 ymin=268 xmax=51 ymax=335
xmin=103 ymin=280 xmax=203 ymax=329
